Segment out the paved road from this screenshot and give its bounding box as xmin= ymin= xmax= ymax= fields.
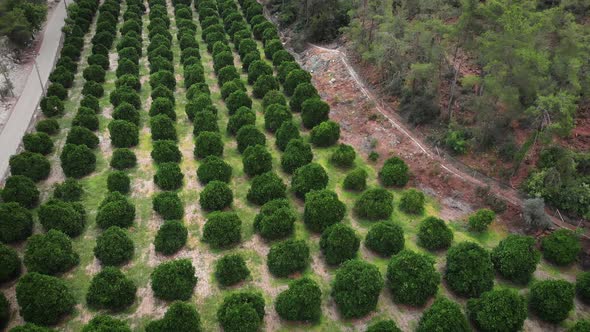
xmin=0 ymin=1 xmax=67 ymax=181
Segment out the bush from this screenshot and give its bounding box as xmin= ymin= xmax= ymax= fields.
xmin=247 ymin=172 xmax=286 ymax=205
xmin=146 ymin=301 xmax=202 ymax=332
xmin=281 ymin=139 xmax=313 ymax=174
xmin=150 ymin=97 xmax=175 ymax=120
xmin=80 ymin=95 xmax=100 ymax=113
xmin=416 ymin=297 xmax=470 ymax=332
xmin=82 ymin=80 xmax=105 ymax=98
xmin=541 ymin=229 xmax=581 ymax=266
xmin=9 ymin=152 xmax=50 ymax=182
xmin=112 ymin=103 xmax=140 ymax=125
xmin=87 ymin=267 xmax=136 ymax=311
xmin=151 ymin=259 xmax=197 ymax=301
xmin=94 ymin=226 xmax=134 ymax=266
xmin=343 ymin=168 xmax=367 ymax=191
xmin=152 ymin=86 xmax=175 ymax=104
xmin=24 ymin=230 xmax=79 ymax=275
xmin=202 ymin=212 xmax=242 ymax=248
xmin=0 ymin=243 xmax=21 ymax=283
xmin=88 ymin=53 xmax=110 ymax=70
xmin=200 ymin=181 xmax=233 ymax=211
xmin=252 ymin=75 xmax=279 ymax=99
xmin=151 ymin=114 xmax=177 ymax=141
xmin=568 ymin=321 xmax=590 ymax=332
xmin=277 ymin=61 xmax=299 ymax=83
xmin=445 ymin=242 xmax=494 ymax=298
xmin=242 ymin=145 xmax=273 ymax=177
xmin=83 ymin=65 xmax=106 ymax=83
xmin=267 ymin=239 xmax=310 ymax=277
xmin=215 ymin=254 xmax=250 ymax=287
xmin=354 ymin=188 xmax=394 ymax=220
xmin=399 ymin=188 xmax=425 ymax=214
xmin=291 ymin=163 xmax=329 ymax=199
xmin=272 ymin=50 xmax=295 ymax=67
xmin=151 ymin=140 xmax=181 ymax=164
xmin=194 ymin=132 xmax=224 ymax=159
xmin=320 ymin=224 xmax=360 ymax=265
xmin=332 ymin=259 xmax=383 ymax=319
xmin=109 ymin=120 xmax=139 ymax=148
xmin=111 ymin=148 xmax=136 ymax=170
xmin=227 ymin=107 xmax=255 ymax=135
xmin=1 ymin=175 xmax=39 ymax=208
xmin=47 ymin=83 xmax=67 ymax=100
xmin=264 ymin=104 xmax=292 ymax=133
xmin=330 ymin=144 xmax=355 ymax=168
xmin=49 ymin=66 xmax=74 ymax=88
xmin=66 ymin=126 xmax=99 ymax=149
xmin=275 ymin=121 xmax=300 ymax=151
xmin=23 ymin=132 xmax=53 ymax=155
xmin=491 ymin=234 xmax=540 ymax=284
xmin=0 ymin=203 xmax=33 ymax=243
xmin=379 ymin=157 xmax=410 ymax=187
xmin=275 ymin=277 xmax=321 ymax=322
xmin=466 ymin=288 xmax=527 ymax=332
xmin=184 ymin=64 xmax=205 ymax=88
xmin=529 ymin=279 xmax=575 ymax=323
xmin=302 ymin=189 xmax=345 ymax=233
xmin=577 ymin=272 xmax=590 ymax=304
xmin=107 ymin=171 xmax=130 ymax=194
xmin=154 ymin=220 xmax=188 ymax=255
xmin=284 ymin=69 xmax=311 ymax=96
xmin=116 ymin=58 xmax=139 ymax=78
xmin=96 ymin=192 xmax=135 ymax=229
xmin=310 ymin=121 xmax=340 ymax=147
xmin=40 ymin=96 xmax=64 ymax=117
xmin=217 ymin=66 xmax=239 ymax=87
xmin=468 ymin=208 xmax=495 ymax=232
xmin=36 ymin=119 xmax=60 ymax=135
xmin=153 ymin=192 xmax=184 ymax=220
xmin=386 ymin=250 xmax=440 ymax=306
xmin=154 ymin=162 xmax=184 ymax=190
xmin=217 ymin=291 xmax=265 ymax=332
xmin=253 ymin=199 xmax=296 ymax=240
xmin=417 ymin=216 xmax=454 ymax=251
xmin=61 ymin=144 xmax=96 ymax=178
xmin=242 ymin=51 xmax=261 ymax=72
xmin=264 ymin=39 xmax=283 ymax=60
xmin=226 ymin=90 xmax=252 ymax=115
xmin=110 ymin=86 xmax=141 ymax=109
xmin=261 ymin=91 xmax=285 ymax=110
xmin=247 ymin=60 xmax=273 ymax=84
xmin=0 ymin=292 xmax=8 ymax=329
xmin=366 ymin=320 xmax=402 ymax=332
xmin=197 ymin=156 xmax=232 ymax=184
xmin=16 ymin=273 xmax=75 ymax=325
xmin=39 ymin=199 xmax=85 ymax=237
xmin=301 ymin=98 xmax=330 ymax=129
xmin=115 ymin=74 xmax=140 ymax=92
xmin=365 ymin=222 xmax=404 ymax=257
xmin=82 ymin=315 xmax=131 ymax=332
xmin=290 ymin=83 xmax=318 ymax=113
xmin=193 ymin=110 xmax=219 ymax=136
xmin=236 ymin=125 xmax=266 ymax=153
xmin=150 ymin=70 xmax=175 ymax=91
xmin=221 ymin=80 xmax=245 ymax=101
xmin=72 ymin=107 xmax=99 ymax=131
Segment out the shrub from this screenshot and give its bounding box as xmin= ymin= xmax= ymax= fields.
xmin=115 ymin=74 xmax=140 ymax=92
xmin=416 ymin=216 xmax=453 ymax=251
xmin=529 ymin=279 xmax=575 ymax=323
xmin=275 ymin=277 xmax=321 ymax=322
xmin=242 ymin=145 xmax=273 ymax=177
xmin=332 ymin=259 xmax=383 ymax=319
xmin=277 ymin=61 xmax=300 ymax=83
xmin=253 ymin=199 xmax=296 ymax=240
xmin=217 ymin=66 xmax=240 ymax=87
xmin=153 ymin=192 xmax=184 ymax=220
xmin=310 ymin=121 xmax=340 ymax=147
xmin=365 ymin=222 xmax=404 ymax=257
xmin=0 ymin=243 xmax=21 ymax=283
xmin=247 ymin=172 xmax=286 ymax=205
xmin=47 ymin=83 xmax=67 ymax=100
xmin=366 ymin=320 xmax=402 ymax=332
xmin=61 ymin=144 xmax=96 ymax=178
xmin=116 ymin=58 xmax=139 ymax=77
xmin=109 ymin=120 xmax=139 ymax=148
xmin=191 ymin=110 xmax=219 ymax=136
xmin=66 ymin=126 xmax=99 ymax=149
xmin=110 ymin=86 xmax=140 ymax=109
xmin=284 ymin=69 xmax=312 ymax=96
xmin=200 ymin=181 xmax=233 ymax=211
xmin=247 ymin=60 xmax=273 ymax=84
xmin=290 ymin=83 xmax=318 ymax=113
xmin=301 ymin=98 xmax=330 ymax=129
xmin=302 ymin=189 xmax=345 ymax=233
xmin=154 ymin=162 xmax=184 ymax=190
xmin=112 ymin=103 xmax=140 ymax=125
xmin=107 ymin=171 xmax=130 ymax=194
xmin=253 ymin=75 xmax=279 ymax=99
xmin=236 ymin=125 xmax=266 ymax=153
xmin=242 ymin=51 xmax=261 ymax=72
xmin=49 ymin=66 xmax=74 ymax=88
xmin=213 ymin=51 xmax=234 ymax=73
xmin=16 ymin=273 xmax=75 ymax=326
xmin=152 ymin=86 xmax=175 ymax=104
xmin=379 ymin=157 xmax=410 ymax=187
xmin=416 ymin=297 xmax=470 ymax=332
xmin=227 ymin=107 xmax=255 ymax=135
xmin=0 ymin=292 xmax=8 ymax=329
xmin=238 ymin=39 xmax=257 ymax=58
xmin=36 ymin=119 xmax=60 ymax=135
xmin=267 ymin=239 xmax=310 ymax=277
xmin=111 ymin=148 xmax=136 ymax=170
xmin=94 ymin=226 xmax=134 ymax=266
xmin=150 ymin=97 xmax=175 ymax=120
xmin=399 ymin=188 xmax=425 ymax=214
xmin=264 ymin=104 xmax=292 ymax=133
xmin=1 ymin=175 xmax=39 ymax=208
xmin=185 ymin=96 xmax=214 ymax=122
xmin=329 ymin=144 xmax=355 ymax=168
xmin=568 ymin=321 xmax=590 ymax=332
xmin=386 ymin=250 xmax=440 ymax=306
xmin=151 ymin=140 xmax=181 ymax=164
xmin=264 ymin=39 xmax=283 ymax=60
xmin=150 ymin=70 xmax=176 ymax=91
xmin=343 ymin=168 xmax=367 ymax=191
xmin=9 ymin=152 xmax=50 ymax=182
xmin=0 ymin=203 xmax=33 ymax=243
xmin=154 ymin=220 xmax=188 ymax=255
xmin=151 ymin=259 xmax=197 ymax=301
xmin=82 ymin=80 xmax=105 ymax=98
xmin=96 ymin=192 xmax=135 ymax=229
xmin=466 ymin=288 xmax=527 ymax=332
xmin=83 ymin=65 xmax=106 ymax=83
xmin=354 ymin=188 xmax=394 ymax=220
xmin=23 ymin=132 xmax=53 ymax=155
xmin=87 ymin=267 xmax=136 ymax=311
xmin=226 ymin=90 xmax=252 ymax=115
xmin=468 ymin=208 xmax=495 ymax=232
xmin=262 ymin=91 xmax=286 ymax=110
xmin=221 ymin=80 xmax=245 ymax=100
xmin=577 ymin=272 xmax=590 ymax=304
xmin=215 ymin=254 xmax=250 ymax=287
xmin=491 ymin=234 xmax=540 ymax=284
xmin=40 ymin=96 xmax=64 ymax=117
xmin=541 ymin=229 xmax=581 ymax=266
xmin=151 ymin=114 xmax=178 ymax=141
xmin=72 ymin=107 xmax=99 ymax=131
xmin=217 ymin=291 xmax=265 ymax=332
xmin=445 ymin=242 xmax=494 ymax=298
xmin=80 ymin=95 xmax=100 ymax=113
xmin=202 ymin=212 xmax=242 ymax=248
xmin=291 ymin=163 xmax=329 ymax=199
xmin=275 ymin=121 xmax=300 ymax=151
xmin=197 ymin=156 xmax=232 ymax=184
xmin=24 ymin=230 xmax=79 ymax=275
xmin=39 ymin=199 xmax=85 ymax=237
xmin=145 ymin=301 xmax=202 ymax=332
xmin=281 ymin=139 xmax=313 ymax=174
xmin=184 ymin=64 xmax=206 ymax=88
xmin=272 ymin=50 xmax=295 ymax=66
xmin=194 ymin=131 xmax=224 ymax=159
xmin=82 ymin=315 xmax=131 ymax=332
xmin=320 ymin=224 xmax=360 ymax=265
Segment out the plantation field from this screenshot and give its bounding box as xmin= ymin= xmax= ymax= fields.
xmin=0 ymin=0 xmax=589 ymax=331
